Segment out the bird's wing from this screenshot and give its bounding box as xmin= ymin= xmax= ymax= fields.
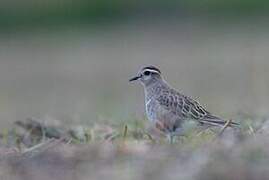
xmin=156 ymin=90 xmax=239 ymax=127
xmin=156 ymin=91 xmax=207 ymax=120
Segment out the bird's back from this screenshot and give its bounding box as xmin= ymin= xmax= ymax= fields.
xmin=146 ymin=83 xmax=238 ymax=133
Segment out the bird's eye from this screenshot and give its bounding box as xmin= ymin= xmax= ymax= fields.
xmin=143 ymin=71 xmax=151 ymax=76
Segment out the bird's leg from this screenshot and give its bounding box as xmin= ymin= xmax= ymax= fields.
xmin=167 ymin=134 xmax=174 ymax=144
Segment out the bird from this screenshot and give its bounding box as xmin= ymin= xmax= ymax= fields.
xmin=129 ymin=65 xmax=239 ymax=143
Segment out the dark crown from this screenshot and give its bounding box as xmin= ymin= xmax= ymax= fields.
xmin=142 ymin=66 xmax=161 ymax=74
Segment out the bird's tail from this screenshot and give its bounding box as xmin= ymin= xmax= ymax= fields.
xmin=200 ymin=114 xmax=240 ymax=128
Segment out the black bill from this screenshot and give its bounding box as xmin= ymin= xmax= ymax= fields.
xmin=129 ymin=75 xmax=141 ymax=82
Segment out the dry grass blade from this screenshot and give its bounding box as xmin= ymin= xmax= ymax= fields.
xmin=247 ymin=123 xmax=255 ymax=135
xmin=218 ymin=119 xmax=232 ymax=137
xmin=144 ymin=132 xmax=156 ymax=143
xmin=195 ymin=127 xmax=212 ymax=137
xmin=104 ymin=132 xmax=120 ymax=142
xmin=21 ymin=137 xmax=65 ymax=159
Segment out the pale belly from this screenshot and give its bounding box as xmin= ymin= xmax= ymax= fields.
xmin=145 ymin=98 xmax=197 ymax=135
xmin=145 ymin=99 xmax=158 ymax=123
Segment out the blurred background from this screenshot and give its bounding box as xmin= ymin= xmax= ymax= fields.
xmin=0 ymin=0 xmax=269 ymax=129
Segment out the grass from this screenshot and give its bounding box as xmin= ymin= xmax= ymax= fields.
xmin=0 ymin=115 xmax=269 ymax=179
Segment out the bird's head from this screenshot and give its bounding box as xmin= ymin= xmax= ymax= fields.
xmin=129 ymin=66 xmax=162 ymax=86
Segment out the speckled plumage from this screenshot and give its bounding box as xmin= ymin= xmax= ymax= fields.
xmin=130 ymin=66 xmax=238 ymax=141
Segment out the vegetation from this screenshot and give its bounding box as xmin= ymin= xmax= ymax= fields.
xmin=1 ymin=0 xmax=269 ymax=31
xmin=0 ymin=115 xmax=269 ymax=179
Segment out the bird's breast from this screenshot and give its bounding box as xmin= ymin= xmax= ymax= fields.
xmin=145 ymin=98 xmax=168 ymax=123
xmin=145 ymin=98 xmax=157 ymax=123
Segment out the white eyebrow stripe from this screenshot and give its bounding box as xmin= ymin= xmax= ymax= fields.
xmin=143 ymin=69 xmax=160 ymax=74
